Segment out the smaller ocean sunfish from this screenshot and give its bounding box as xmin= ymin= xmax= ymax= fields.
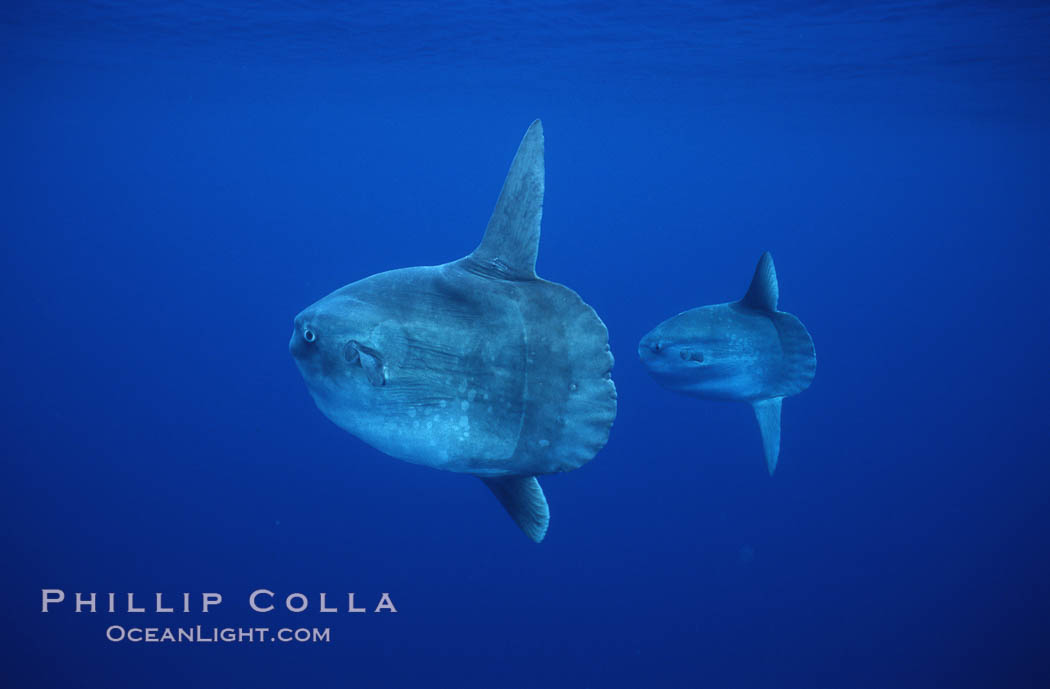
xmin=638 ymin=253 xmax=816 ymax=474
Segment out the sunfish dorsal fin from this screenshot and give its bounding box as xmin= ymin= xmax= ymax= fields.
xmin=740 ymin=251 xmax=779 ymax=311
xmin=752 ymin=397 xmax=783 ymax=475
xmin=480 ymin=475 xmax=550 ymax=543
xmin=467 ymin=120 xmax=544 ymax=280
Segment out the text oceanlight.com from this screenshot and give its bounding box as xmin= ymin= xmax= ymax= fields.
xmin=105 ymin=625 xmax=331 ymax=643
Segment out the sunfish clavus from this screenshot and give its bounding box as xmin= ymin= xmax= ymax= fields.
xmin=638 ymin=253 xmax=815 ymax=474
xmin=290 ymin=121 xmax=616 ymax=542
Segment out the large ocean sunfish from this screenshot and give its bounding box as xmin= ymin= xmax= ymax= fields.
xmin=289 ymin=121 xmax=616 ymax=542
xmin=638 ymin=253 xmax=815 ymax=474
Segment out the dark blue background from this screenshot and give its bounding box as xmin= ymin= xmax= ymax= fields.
xmin=3 ymin=2 xmax=1048 ymax=687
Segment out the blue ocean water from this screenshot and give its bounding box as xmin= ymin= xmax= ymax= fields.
xmin=3 ymin=2 xmax=1049 ymax=687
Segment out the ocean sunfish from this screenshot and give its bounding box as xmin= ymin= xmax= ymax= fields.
xmin=638 ymin=253 xmax=815 ymax=474
xmin=289 ymin=121 xmax=616 ymax=542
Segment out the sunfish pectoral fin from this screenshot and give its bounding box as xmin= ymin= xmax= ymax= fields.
xmin=465 ymin=120 xmax=544 ymax=280
xmin=347 ymin=341 xmax=386 ymax=387
xmin=357 ymin=349 xmax=385 ymax=387
xmin=479 ymin=475 xmax=550 ymax=543
xmin=751 ymin=397 xmax=783 ymax=475
xmin=740 ymin=251 xmax=779 ymax=312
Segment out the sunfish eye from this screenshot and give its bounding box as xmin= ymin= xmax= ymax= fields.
xmin=303 ymin=328 xmax=316 ymax=343
xmin=680 ymin=349 xmax=689 ymax=360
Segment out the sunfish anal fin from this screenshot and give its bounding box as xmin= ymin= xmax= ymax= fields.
xmin=480 ymin=475 xmax=550 ymax=543
xmin=466 ymin=120 xmax=544 ymax=281
xmin=752 ymin=397 xmax=783 ymax=475
xmin=740 ymin=251 xmax=779 ymax=312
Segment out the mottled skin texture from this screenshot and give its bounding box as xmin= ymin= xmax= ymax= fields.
xmin=290 ymin=259 xmax=614 ymax=478
xmin=638 ymin=302 xmax=811 ymax=402
xmin=288 ymin=121 xmax=616 ymax=541
xmin=638 ymin=253 xmax=815 ymax=474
